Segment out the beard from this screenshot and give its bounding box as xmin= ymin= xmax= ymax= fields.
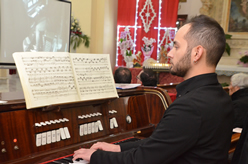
xmin=170 ymin=48 xmax=191 ymax=77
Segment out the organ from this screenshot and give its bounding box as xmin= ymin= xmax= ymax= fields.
xmin=0 ymin=86 xmax=171 ymax=164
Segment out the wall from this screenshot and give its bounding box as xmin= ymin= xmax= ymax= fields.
xmin=177 ymin=0 xmax=202 ymax=18
xmin=70 ymin=0 xmax=118 ymax=70
xmin=70 ymin=0 xmax=92 ymax=54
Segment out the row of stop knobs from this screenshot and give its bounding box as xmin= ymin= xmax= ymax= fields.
xmin=35 ymin=118 xmax=69 ymax=127
xmin=78 ymin=112 xmax=102 ymax=119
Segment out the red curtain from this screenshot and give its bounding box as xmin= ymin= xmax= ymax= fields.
xmin=117 ymin=0 xmax=179 ymax=66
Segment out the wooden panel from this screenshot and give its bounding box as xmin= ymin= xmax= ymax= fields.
xmin=0 ymin=86 xmax=170 ymax=164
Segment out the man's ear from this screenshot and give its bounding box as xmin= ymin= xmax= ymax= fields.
xmin=193 ymin=45 xmax=204 ymax=62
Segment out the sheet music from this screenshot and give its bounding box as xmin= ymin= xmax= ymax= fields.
xmin=13 ymin=52 xmax=80 ymax=109
xmin=70 ymin=53 xmax=118 ymax=100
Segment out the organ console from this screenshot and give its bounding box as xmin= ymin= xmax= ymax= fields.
xmin=0 ymin=86 xmax=171 ymax=164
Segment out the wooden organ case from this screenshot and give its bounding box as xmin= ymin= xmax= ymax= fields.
xmin=0 ymin=86 xmax=172 ymax=164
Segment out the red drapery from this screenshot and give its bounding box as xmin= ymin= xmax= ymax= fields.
xmin=117 ymin=0 xmax=179 ymax=66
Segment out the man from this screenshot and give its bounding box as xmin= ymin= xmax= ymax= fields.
xmin=114 ymin=67 xmax=132 ymax=83
xmin=139 ymin=69 xmax=157 ymax=86
xmin=73 ymin=15 xmax=234 ymax=164
xmin=229 ymin=73 xmax=248 ymax=128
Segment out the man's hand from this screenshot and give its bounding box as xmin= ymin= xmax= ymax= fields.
xmin=73 ymin=148 xmax=96 ymax=162
xmin=91 ymin=142 xmax=121 ymax=152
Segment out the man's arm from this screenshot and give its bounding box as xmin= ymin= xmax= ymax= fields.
xmin=90 ymin=104 xmax=201 ymax=164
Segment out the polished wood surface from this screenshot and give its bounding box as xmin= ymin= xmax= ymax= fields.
xmin=157 ymin=82 xmax=180 ymax=93
xmin=0 ymin=86 xmax=170 ymax=164
xmin=229 ymin=133 xmax=241 ymax=154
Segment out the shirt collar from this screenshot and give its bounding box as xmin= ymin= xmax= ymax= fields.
xmin=176 ymin=73 xmax=219 ymax=97
xmin=231 ymin=88 xmax=248 ymax=100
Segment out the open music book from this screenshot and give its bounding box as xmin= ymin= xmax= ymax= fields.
xmin=13 ymin=52 xmax=118 ymax=109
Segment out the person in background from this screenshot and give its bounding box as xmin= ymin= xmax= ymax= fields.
xmin=137 ymin=68 xmax=157 ymax=86
xmin=73 ymin=15 xmax=234 ymax=164
xmin=229 ymin=73 xmax=248 ymax=128
xmin=114 ymin=67 xmax=132 ymax=83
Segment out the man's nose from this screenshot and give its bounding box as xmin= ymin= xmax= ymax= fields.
xmin=167 ymin=50 xmax=173 ymax=58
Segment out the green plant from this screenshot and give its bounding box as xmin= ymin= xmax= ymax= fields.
xmin=225 ymin=34 xmax=232 ymax=56
xmin=70 ymin=16 xmax=90 ymax=50
xmin=221 ymin=82 xmax=229 ymax=87
xmin=238 ymin=52 xmax=248 ymax=64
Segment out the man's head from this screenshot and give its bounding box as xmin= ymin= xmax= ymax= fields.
xmin=140 ymin=69 xmax=157 ymax=86
xmin=168 ymin=15 xmax=226 ymax=79
xmin=114 ymin=67 xmax=132 ymax=83
xmin=229 ymin=73 xmax=248 ymax=95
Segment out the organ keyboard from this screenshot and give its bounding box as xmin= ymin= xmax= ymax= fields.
xmin=0 ymin=86 xmax=171 ymax=164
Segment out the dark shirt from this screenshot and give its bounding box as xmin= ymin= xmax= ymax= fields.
xmin=91 ymin=73 xmax=234 ymax=164
xmin=231 ymin=88 xmax=248 ymax=128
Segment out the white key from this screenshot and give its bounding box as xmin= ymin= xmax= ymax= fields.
xmin=83 ymin=124 xmax=88 ymax=135
xmin=94 ymin=121 xmax=99 ymax=133
xmin=41 ymin=132 xmax=47 ymax=145
xmin=112 ymin=117 xmax=118 ymax=128
xmin=87 ymin=123 xmax=92 ymax=134
xmin=71 ymin=159 xmax=89 ymax=164
xmin=51 ymin=130 xmax=56 ymax=143
xmin=46 ymin=131 xmax=52 ymax=144
xmin=64 ymin=127 xmax=71 ymax=139
xmin=60 ymin=128 xmax=66 ymax=140
xmin=36 ymin=133 xmax=42 ymax=147
xmin=97 ymin=120 xmax=103 ymax=131
xmin=79 ymin=125 xmax=84 ymax=136
xmin=110 ymin=118 xmax=114 ymax=129
xmin=91 ymin=122 xmax=95 ymax=133
xmin=56 ymin=129 xmax=61 ymax=142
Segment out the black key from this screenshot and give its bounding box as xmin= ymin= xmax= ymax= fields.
xmin=45 ymin=162 xmax=59 ymax=164
xmin=53 ymin=158 xmax=70 ymax=164
xmin=76 ymin=158 xmax=84 ymax=161
xmin=63 ymin=156 xmax=73 ymax=163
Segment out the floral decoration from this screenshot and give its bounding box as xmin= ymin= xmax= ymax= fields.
xmin=118 ymin=31 xmax=134 ymax=56
xmin=141 ymin=37 xmax=156 ymax=61
xmin=118 ymin=30 xmax=136 ymax=67
xmin=70 ymin=16 xmax=90 ymax=50
xmin=142 ymin=37 xmax=156 ymax=52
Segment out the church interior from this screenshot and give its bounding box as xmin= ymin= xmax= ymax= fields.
xmin=0 ymin=0 xmax=248 ymax=163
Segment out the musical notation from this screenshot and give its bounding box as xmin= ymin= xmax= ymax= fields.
xmin=72 ymin=57 xmax=107 ymax=64
xmin=70 ymin=54 xmax=117 ymax=99
xmin=19 ymin=55 xmax=78 ymax=101
xmin=13 ymin=52 xmax=118 ymax=109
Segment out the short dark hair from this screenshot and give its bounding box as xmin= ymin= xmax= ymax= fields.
xmin=114 ymin=67 xmax=132 ymax=83
xmin=140 ymin=69 xmax=157 ymax=86
xmin=184 ymin=15 xmax=226 ymax=66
